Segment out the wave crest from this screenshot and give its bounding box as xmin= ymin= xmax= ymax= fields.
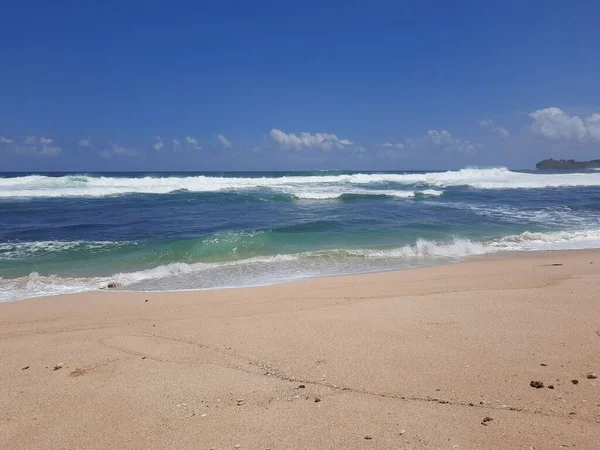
xmin=2 ymin=168 xmax=600 ymax=198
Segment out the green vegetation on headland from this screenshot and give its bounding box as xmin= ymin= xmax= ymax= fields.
xmin=536 ymin=158 xmax=600 ymax=170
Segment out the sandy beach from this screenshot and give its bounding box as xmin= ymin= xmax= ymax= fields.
xmin=1 ymin=251 xmax=599 ymax=449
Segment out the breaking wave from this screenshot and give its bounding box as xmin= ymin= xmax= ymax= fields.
xmin=2 ymin=228 xmax=600 ymax=302
xmin=2 ymin=168 xmax=600 ymax=198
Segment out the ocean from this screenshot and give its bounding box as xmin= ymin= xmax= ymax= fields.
xmin=1 ymin=167 xmax=600 ymax=302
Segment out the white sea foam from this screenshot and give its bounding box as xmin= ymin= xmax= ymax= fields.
xmin=0 ymin=240 xmax=136 ymax=260
xmin=441 ymin=203 xmax=598 ymax=229
xmin=491 ymin=229 xmax=600 ymax=250
xmin=342 ymin=238 xmax=491 ymax=258
xmin=0 ymin=254 xmax=298 ymax=301
xmin=2 ymin=228 xmax=600 ymax=301
xmin=2 ymin=168 xmax=600 ymax=198
xmin=291 ymin=189 xmax=444 ymax=199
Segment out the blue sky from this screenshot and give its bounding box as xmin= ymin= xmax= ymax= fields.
xmin=1 ymin=1 xmax=599 ymax=171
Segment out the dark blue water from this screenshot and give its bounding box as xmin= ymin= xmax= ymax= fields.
xmin=1 ymin=168 xmax=600 ymax=301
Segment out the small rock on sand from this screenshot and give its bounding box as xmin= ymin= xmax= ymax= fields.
xmin=53 ymin=363 xmax=63 ymax=371
xmin=482 ymin=416 xmax=493 ymax=423
xmin=530 ymin=380 xmax=544 ymax=389
xmin=571 ymin=379 xmax=579 ymax=385
xmin=586 ymin=373 xmax=597 ymax=379
xmin=364 ymin=436 xmax=372 ymax=440
xmin=314 ymin=397 xmax=321 ymax=403
xmin=21 ymin=366 xmax=30 ymax=370
xmin=548 ymin=385 xmax=555 ymax=389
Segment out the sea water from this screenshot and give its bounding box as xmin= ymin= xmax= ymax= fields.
xmin=1 ymin=168 xmax=600 ymax=301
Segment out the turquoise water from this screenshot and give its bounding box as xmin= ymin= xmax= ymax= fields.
xmin=2 ymin=168 xmax=600 ymax=301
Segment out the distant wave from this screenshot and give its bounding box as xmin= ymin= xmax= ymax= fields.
xmin=2 ymin=168 xmax=600 ymax=198
xmin=3 ymin=228 xmax=600 ymax=301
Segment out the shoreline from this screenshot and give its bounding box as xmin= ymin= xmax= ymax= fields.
xmin=1 ymin=249 xmax=599 ymax=449
xmin=4 ymin=247 xmax=600 ymax=304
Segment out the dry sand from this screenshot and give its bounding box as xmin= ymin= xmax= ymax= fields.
xmin=1 ymin=251 xmax=599 ymax=449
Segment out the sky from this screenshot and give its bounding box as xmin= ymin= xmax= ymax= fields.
xmin=1 ymin=1 xmax=599 ymax=171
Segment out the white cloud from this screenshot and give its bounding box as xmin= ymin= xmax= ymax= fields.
xmin=270 ymin=129 xmax=353 ymax=151
xmin=425 ymin=130 xmax=454 ymax=145
xmin=529 ymin=107 xmax=600 ymax=141
xmin=408 ymin=130 xmax=477 ymax=153
xmin=185 ymin=136 xmax=201 ymax=150
xmin=39 ymin=146 xmax=62 ymax=156
xmin=78 ymin=138 xmax=92 ymax=148
xmin=100 ymin=143 xmax=139 ymax=158
xmin=478 ymin=119 xmax=510 ymax=137
xmin=380 ymin=142 xmax=405 ymax=149
xmin=153 ymin=136 xmax=164 ymax=151
xmin=16 ymin=136 xmax=62 ymax=156
xmin=0 ymin=136 xmax=14 ymax=145
xmin=173 ymin=139 xmax=181 ymax=150
xmin=217 ymin=134 xmax=233 ymax=148
xmin=495 ymin=127 xmax=510 ymax=137
xmin=588 ymin=113 xmax=600 ymax=140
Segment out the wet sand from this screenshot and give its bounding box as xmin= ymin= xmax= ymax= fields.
xmin=1 ymin=250 xmax=599 ymax=449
